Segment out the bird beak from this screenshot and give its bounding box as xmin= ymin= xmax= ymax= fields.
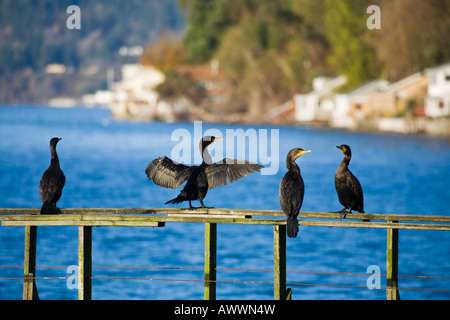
xmin=337 ymin=146 xmax=345 ymax=153
xmin=298 ymin=150 xmax=311 ymax=156
xmin=213 ymin=137 xmax=224 ymax=142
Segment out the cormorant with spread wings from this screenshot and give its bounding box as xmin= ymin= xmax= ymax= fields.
xmin=145 ymin=136 xmax=264 ymax=208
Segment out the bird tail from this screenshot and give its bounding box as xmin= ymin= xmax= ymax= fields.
xmin=165 ymin=193 xmax=187 ymax=205
xmin=287 ymin=217 xmax=299 ymax=238
xmin=40 ymin=202 xmax=61 ymax=215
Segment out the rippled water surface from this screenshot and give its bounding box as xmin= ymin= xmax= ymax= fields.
xmin=0 ymin=105 xmax=449 ymax=300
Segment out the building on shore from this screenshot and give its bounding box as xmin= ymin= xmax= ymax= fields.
xmin=425 ymin=62 xmax=450 ymax=118
xmin=109 ymin=64 xmax=168 ymax=120
xmin=83 ymin=60 xmax=235 ymax=121
xmin=293 ymin=76 xmax=347 ymax=123
xmin=82 ymin=64 xmax=169 ymax=119
xmin=276 ymin=62 xmax=450 ymax=135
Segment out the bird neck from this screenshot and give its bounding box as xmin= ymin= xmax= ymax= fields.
xmin=50 ymin=145 xmax=60 ymax=165
xmin=201 ymin=145 xmax=213 ymax=165
xmin=287 ymin=157 xmax=300 ymax=173
xmin=340 ymin=154 xmax=351 ymax=168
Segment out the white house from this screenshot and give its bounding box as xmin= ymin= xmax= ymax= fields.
xmin=109 ymin=64 xmax=169 ymax=119
xmin=294 ymin=76 xmax=347 ymax=122
xmin=329 ymin=79 xmax=389 ymax=128
xmin=425 ymin=63 xmax=450 ymax=117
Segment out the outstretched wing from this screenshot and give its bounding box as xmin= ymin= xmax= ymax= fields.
xmin=145 ymin=157 xmax=193 ymax=189
xmin=204 ymin=158 xmax=264 ymax=189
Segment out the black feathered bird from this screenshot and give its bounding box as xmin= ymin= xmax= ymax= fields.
xmin=335 ymin=144 xmax=364 ymax=220
xmin=39 ymin=137 xmax=66 ymax=215
xmin=145 ymin=136 xmax=264 ymax=208
xmin=279 ymin=148 xmax=310 ymax=238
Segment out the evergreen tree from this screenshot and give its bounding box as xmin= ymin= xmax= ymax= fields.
xmin=323 ymin=0 xmax=378 ymax=89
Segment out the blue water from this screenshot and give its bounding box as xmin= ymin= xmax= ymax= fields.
xmin=0 ymin=105 xmax=449 ymax=300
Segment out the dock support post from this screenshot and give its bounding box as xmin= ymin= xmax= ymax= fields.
xmin=204 ymin=223 xmax=217 ymax=300
xmin=23 ymin=225 xmax=39 ymax=300
xmin=386 ymin=223 xmax=400 ymax=300
xmin=274 ymin=225 xmax=287 ymax=300
xmin=78 ymin=226 xmax=92 ymax=300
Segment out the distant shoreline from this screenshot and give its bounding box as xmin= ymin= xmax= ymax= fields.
xmin=1 ymin=103 xmax=449 ymax=138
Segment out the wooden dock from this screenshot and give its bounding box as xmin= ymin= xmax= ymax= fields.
xmin=1 ymin=208 xmax=450 ymax=300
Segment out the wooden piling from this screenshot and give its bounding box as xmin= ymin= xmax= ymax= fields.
xmin=204 ymin=223 xmax=217 ymax=300
xmin=78 ymin=226 xmax=92 ymax=300
xmin=386 ymin=222 xmax=400 ymax=300
xmin=274 ymin=225 xmax=287 ymax=300
xmin=23 ymin=225 xmax=39 ymax=300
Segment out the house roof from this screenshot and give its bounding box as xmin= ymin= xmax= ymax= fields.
xmin=384 ymin=72 xmax=427 ymax=94
xmin=348 ymin=79 xmax=389 ymax=96
xmin=313 ymin=76 xmax=347 ymax=95
xmin=425 ymin=62 xmax=450 ymax=74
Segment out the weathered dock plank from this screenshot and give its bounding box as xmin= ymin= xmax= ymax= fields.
xmin=1 ymin=207 xmax=449 ymax=300
xmin=2 ymin=208 xmax=449 ymax=224
xmin=1 ymin=212 xmax=449 ymax=231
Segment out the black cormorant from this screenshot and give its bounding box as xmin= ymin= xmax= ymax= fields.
xmin=39 ymin=137 xmax=66 ymax=215
xmin=279 ymin=148 xmax=310 ymax=238
xmin=335 ymin=144 xmax=364 ymax=220
xmin=145 ymin=136 xmax=264 ymax=208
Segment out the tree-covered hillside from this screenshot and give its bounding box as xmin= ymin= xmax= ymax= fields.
xmin=177 ymin=0 xmax=450 ymax=119
xmin=0 ymin=0 xmax=185 ymax=103
xmin=2 ymin=0 xmax=449 ymax=115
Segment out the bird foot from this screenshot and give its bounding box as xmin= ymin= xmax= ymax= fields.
xmin=188 ymin=206 xmax=215 ymax=211
xmin=187 ymin=201 xmax=200 ymax=209
xmin=198 ymin=200 xmax=214 ymax=209
xmin=332 ymin=208 xmax=348 ymax=221
xmin=41 ymin=207 xmax=61 ymax=215
xmin=188 ymin=205 xmax=215 ymax=210
xmin=331 ymin=208 xmax=348 ymax=213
